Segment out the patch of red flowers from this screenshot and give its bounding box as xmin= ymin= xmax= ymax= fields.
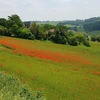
xmin=0 ymin=64 xmax=3 ymax=67
xmin=0 ymin=37 xmax=92 ymax=65
xmin=92 ymin=71 xmax=100 ymax=75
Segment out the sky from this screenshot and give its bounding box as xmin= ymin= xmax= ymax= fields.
xmin=0 ymin=0 xmax=100 ymax=21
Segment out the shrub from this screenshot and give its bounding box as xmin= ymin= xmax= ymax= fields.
xmin=18 ymin=28 xmax=33 ymax=39
xmin=0 ymin=25 xmax=8 ymax=36
xmin=0 ymin=72 xmax=45 ymax=100
xmin=97 ymin=36 xmax=100 ymax=42
xmin=91 ymin=36 xmax=97 ymax=42
xmin=49 ymin=34 xmax=67 ymax=44
xmin=83 ymin=40 xmax=91 ymax=47
xmin=68 ymin=36 xmax=78 ymax=46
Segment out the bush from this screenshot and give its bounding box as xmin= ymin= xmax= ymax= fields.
xmin=97 ymin=36 xmax=100 ymax=42
xmin=0 ymin=25 xmax=8 ymax=36
xmin=91 ymin=36 xmax=97 ymax=42
xmin=29 ymin=34 xmax=35 ymax=40
xmin=83 ymin=40 xmax=91 ymax=47
xmin=18 ymin=28 xmax=33 ymax=39
xmin=0 ymin=72 xmax=45 ymax=100
xmin=49 ymin=34 xmax=67 ymax=44
xmin=68 ymin=36 xmax=78 ymax=46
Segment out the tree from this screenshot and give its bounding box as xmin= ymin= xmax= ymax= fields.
xmin=67 ymin=33 xmax=90 ymax=46
xmin=68 ymin=36 xmax=78 ymax=46
xmin=49 ymin=30 xmax=67 ymax=44
xmin=74 ymin=33 xmax=85 ymax=45
xmin=43 ymin=24 xmax=55 ymax=30
xmin=0 ymin=18 xmax=7 ymax=27
xmin=29 ymin=23 xmax=46 ymax=40
xmin=6 ymin=14 xmax=24 ymax=37
xmin=56 ymin=25 xmax=68 ymax=36
xmin=83 ymin=40 xmax=90 ymax=47
xmin=0 ymin=25 xmax=7 ymax=36
xmin=91 ymin=36 xmax=97 ymax=42
xmin=18 ymin=28 xmax=34 ymax=39
xmin=64 ymin=30 xmax=74 ymax=41
xmin=29 ymin=22 xmax=38 ymax=39
xmin=97 ymin=36 xmax=100 ymax=42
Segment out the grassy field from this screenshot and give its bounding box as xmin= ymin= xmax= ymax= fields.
xmin=89 ymin=30 xmax=100 ymax=36
xmin=0 ymin=36 xmax=100 ymax=100
xmin=36 ymin=21 xmax=59 ymax=26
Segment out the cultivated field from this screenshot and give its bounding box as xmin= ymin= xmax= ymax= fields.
xmin=0 ymin=36 xmax=100 ymax=100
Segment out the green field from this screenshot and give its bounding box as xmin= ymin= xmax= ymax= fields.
xmin=36 ymin=21 xmax=59 ymax=26
xmin=0 ymin=37 xmax=100 ymax=100
xmin=89 ymin=30 xmax=100 ymax=36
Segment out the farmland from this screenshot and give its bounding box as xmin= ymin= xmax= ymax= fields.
xmin=0 ymin=36 xmax=100 ymax=100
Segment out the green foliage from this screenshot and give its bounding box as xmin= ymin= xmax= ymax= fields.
xmin=68 ymin=36 xmax=78 ymax=46
xmin=18 ymin=28 xmax=33 ymax=39
xmin=6 ymin=14 xmax=24 ymax=36
xmin=49 ymin=33 xmax=67 ymax=44
xmin=83 ymin=40 xmax=91 ymax=47
xmin=65 ymin=30 xmax=74 ymax=38
xmin=7 ymin=14 xmax=24 ymax=28
xmin=37 ymin=26 xmax=45 ymax=40
xmin=0 ymin=14 xmax=91 ymax=47
xmin=84 ymin=21 xmax=100 ymax=32
xmin=97 ymin=36 xmax=100 ymax=42
xmin=0 ymin=72 xmax=45 ymax=100
xmin=0 ymin=25 xmax=8 ymax=36
xmin=49 ymin=28 xmax=68 ymax=44
xmin=89 ymin=30 xmax=100 ymax=36
xmin=43 ymin=24 xmax=55 ymax=30
xmin=0 ymin=18 xmax=7 ymax=27
xmin=67 ymin=33 xmax=90 ymax=46
xmin=91 ymin=35 xmax=100 ymax=42
xmin=48 ymin=26 xmax=90 ymax=46
xmin=57 ymin=20 xmax=84 ymax=26
xmin=83 ymin=17 xmax=100 ymax=32
xmin=29 ymin=34 xmax=35 ymax=40
xmin=29 ymin=22 xmax=38 ymax=35
xmin=91 ymin=36 xmax=97 ymax=42
xmin=29 ymin=22 xmax=47 ymax=40
xmin=74 ymin=33 xmax=85 ymax=44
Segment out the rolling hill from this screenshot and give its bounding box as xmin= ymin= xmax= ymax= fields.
xmin=0 ymin=36 xmax=100 ymax=100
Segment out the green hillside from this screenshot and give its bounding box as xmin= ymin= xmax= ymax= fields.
xmin=89 ymin=30 xmax=100 ymax=36
xmin=0 ymin=36 xmax=100 ymax=100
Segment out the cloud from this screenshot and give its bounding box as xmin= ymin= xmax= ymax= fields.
xmin=0 ymin=0 xmax=100 ymax=21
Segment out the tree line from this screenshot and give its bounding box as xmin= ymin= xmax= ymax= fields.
xmin=91 ymin=35 xmax=100 ymax=42
xmin=84 ymin=21 xmax=100 ymax=32
xmin=0 ymin=14 xmax=90 ymax=47
xmin=57 ymin=17 xmax=100 ymax=33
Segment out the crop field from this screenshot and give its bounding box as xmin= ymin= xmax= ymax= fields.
xmin=0 ymin=36 xmax=100 ymax=100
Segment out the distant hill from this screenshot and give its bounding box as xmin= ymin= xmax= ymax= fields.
xmin=57 ymin=17 xmax=100 ymax=34
xmin=24 ymin=17 xmax=100 ymax=35
xmin=84 ymin=17 xmax=100 ymax=24
xmin=83 ymin=17 xmax=100 ymax=32
xmin=24 ymin=21 xmax=59 ymax=28
xmin=57 ymin=20 xmax=84 ymax=26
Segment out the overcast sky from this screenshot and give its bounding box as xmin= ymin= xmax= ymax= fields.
xmin=0 ymin=0 xmax=100 ymax=21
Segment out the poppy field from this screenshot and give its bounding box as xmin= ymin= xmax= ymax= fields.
xmin=0 ymin=36 xmax=100 ymax=100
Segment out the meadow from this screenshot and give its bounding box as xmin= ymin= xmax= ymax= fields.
xmin=0 ymin=36 xmax=100 ymax=100
xmin=89 ymin=30 xmax=100 ymax=36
